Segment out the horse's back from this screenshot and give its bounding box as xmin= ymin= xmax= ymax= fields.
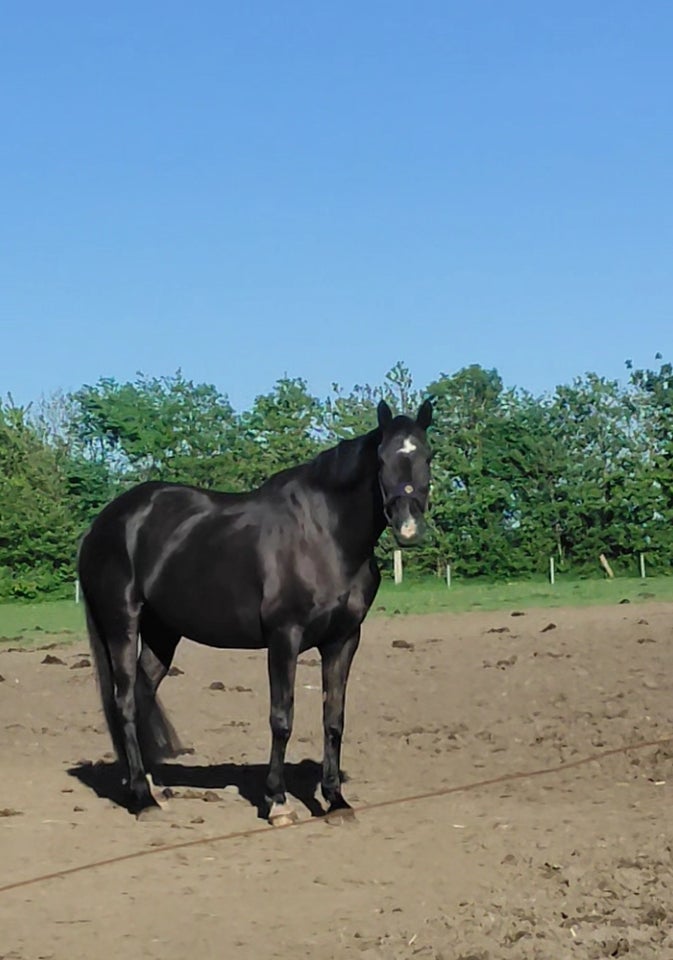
xmin=79 ymin=481 xmax=267 ymax=647
xmin=80 ymin=483 xmax=194 ymax=571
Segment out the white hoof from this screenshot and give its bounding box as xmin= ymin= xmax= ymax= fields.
xmin=269 ymin=802 xmax=299 ymax=827
xmin=146 ymin=773 xmax=168 ymax=809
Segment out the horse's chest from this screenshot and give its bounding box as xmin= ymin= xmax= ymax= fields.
xmin=259 ymin=511 xmax=378 ymax=643
xmin=301 ymin=563 xmax=376 ymax=648
xmin=301 ymin=595 xmax=361 ymax=649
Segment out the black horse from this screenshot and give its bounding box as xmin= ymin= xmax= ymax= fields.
xmin=78 ymin=399 xmax=433 ymax=822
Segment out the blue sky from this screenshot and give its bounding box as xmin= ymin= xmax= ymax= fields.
xmin=2 ymin=1 xmax=671 ymax=412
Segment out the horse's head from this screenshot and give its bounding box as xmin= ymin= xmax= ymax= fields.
xmin=376 ymin=398 xmax=433 ymax=547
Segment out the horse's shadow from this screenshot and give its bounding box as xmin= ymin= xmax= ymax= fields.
xmin=68 ymin=757 xmax=327 ymax=819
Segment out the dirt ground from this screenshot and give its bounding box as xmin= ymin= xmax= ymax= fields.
xmin=2 ymin=602 xmax=673 ymax=959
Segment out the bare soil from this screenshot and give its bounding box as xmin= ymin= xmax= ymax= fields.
xmin=2 ymin=603 xmax=673 ymax=959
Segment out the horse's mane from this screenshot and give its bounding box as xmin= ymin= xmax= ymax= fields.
xmin=259 ymin=414 xmax=424 ymax=495
xmin=307 ymin=429 xmax=381 ymax=491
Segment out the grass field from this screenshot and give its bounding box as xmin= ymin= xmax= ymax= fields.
xmin=1 ymin=574 xmax=672 ymax=648
xmin=0 ymin=599 xmax=86 ymax=647
xmin=374 ymin=574 xmax=673 ymax=615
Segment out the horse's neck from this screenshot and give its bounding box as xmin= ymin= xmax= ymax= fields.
xmin=312 ymin=429 xmax=378 ymax=488
xmin=311 ymin=430 xmax=386 ymax=555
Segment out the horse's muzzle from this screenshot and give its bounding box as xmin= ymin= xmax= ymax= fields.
xmin=388 ymin=500 xmax=427 ymax=547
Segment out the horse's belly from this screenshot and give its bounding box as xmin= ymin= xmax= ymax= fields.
xmin=146 ymin=575 xmax=264 ymax=650
xmin=184 ymin=626 xmax=266 ymax=650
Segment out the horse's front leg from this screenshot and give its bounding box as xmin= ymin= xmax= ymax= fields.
xmin=265 ymin=626 xmax=301 ymax=825
xmin=320 ymin=629 xmax=361 ymax=815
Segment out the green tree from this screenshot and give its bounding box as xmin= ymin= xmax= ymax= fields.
xmin=30 ymin=389 xmax=118 ymax=529
xmin=427 ymin=366 xmax=522 ymax=577
xmin=69 ymin=371 xmax=240 ymax=488
xmin=544 ymin=373 xmax=652 ymax=573
xmin=324 ymin=363 xmax=423 ymax=443
xmin=626 ymin=356 xmax=673 ymax=571
xmin=0 ymin=401 xmax=78 ymax=598
xmin=238 ymin=377 xmax=324 ymax=487
xmin=323 ymin=381 xmax=379 ymax=441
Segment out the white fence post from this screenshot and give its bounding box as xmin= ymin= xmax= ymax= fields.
xmin=549 ymin=556 xmax=555 ymax=585
xmin=640 ymin=552 xmax=646 ymax=579
xmin=75 ymin=579 xmax=80 ymax=604
xmin=393 ymin=550 xmax=403 ymax=585
xmin=446 ymin=563 xmax=451 ymax=589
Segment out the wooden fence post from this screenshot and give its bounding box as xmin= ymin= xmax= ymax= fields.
xmin=393 ymin=550 xmax=403 ymax=585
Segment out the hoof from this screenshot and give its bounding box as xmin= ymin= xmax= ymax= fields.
xmin=146 ymin=773 xmax=170 ymax=807
xmin=136 ymin=804 xmax=169 ymax=823
xmin=268 ymin=802 xmax=299 ymax=827
xmin=324 ymin=804 xmax=357 ymax=826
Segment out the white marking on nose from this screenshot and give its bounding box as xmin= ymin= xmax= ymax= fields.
xmin=397 ymin=437 xmax=417 ymax=454
xmin=399 ymin=517 xmax=418 ymax=539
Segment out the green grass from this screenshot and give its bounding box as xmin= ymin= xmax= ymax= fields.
xmin=1 ymin=575 xmax=672 ymax=648
xmin=0 ymin=599 xmax=86 ymax=648
xmin=373 ymin=574 xmax=673 ymax=616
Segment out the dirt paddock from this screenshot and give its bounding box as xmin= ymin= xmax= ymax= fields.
xmin=2 ymin=602 xmax=673 ymax=959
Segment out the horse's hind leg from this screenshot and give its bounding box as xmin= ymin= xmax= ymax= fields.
xmin=99 ymin=602 xmax=157 ymax=814
xmin=136 ymin=606 xmax=182 ymax=781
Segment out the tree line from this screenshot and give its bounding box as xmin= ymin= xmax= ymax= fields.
xmin=1 ymin=358 xmax=672 ymax=600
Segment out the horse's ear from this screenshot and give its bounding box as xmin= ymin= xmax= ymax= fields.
xmin=377 ymin=400 xmax=393 ymax=430
xmin=416 ymin=399 xmax=433 ymax=430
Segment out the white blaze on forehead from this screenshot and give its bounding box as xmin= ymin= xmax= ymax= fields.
xmin=397 ymin=437 xmax=417 ymax=455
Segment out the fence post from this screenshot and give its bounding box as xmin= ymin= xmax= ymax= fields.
xmin=640 ymin=552 xmax=646 ymax=579
xmin=549 ymin=556 xmax=555 ymax=585
xmin=75 ymin=579 xmax=80 ymax=604
xmin=446 ymin=563 xmax=451 ymax=589
xmin=393 ymin=550 xmax=403 ymax=585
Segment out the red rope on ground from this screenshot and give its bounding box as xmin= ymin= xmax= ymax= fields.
xmin=1 ymin=734 xmax=670 ymax=896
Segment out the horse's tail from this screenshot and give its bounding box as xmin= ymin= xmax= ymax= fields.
xmin=84 ymin=595 xmax=184 ymax=767
xmin=135 ymin=666 xmax=184 ymax=764
xmin=83 ymin=597 xmax=126 ymax=763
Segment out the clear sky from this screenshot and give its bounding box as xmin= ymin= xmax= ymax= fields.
xmin=2 ymin=1 xmax=671 ymax=411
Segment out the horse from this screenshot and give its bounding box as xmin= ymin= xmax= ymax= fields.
xmin=78 ymin=398 xmax=433 ymax=823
